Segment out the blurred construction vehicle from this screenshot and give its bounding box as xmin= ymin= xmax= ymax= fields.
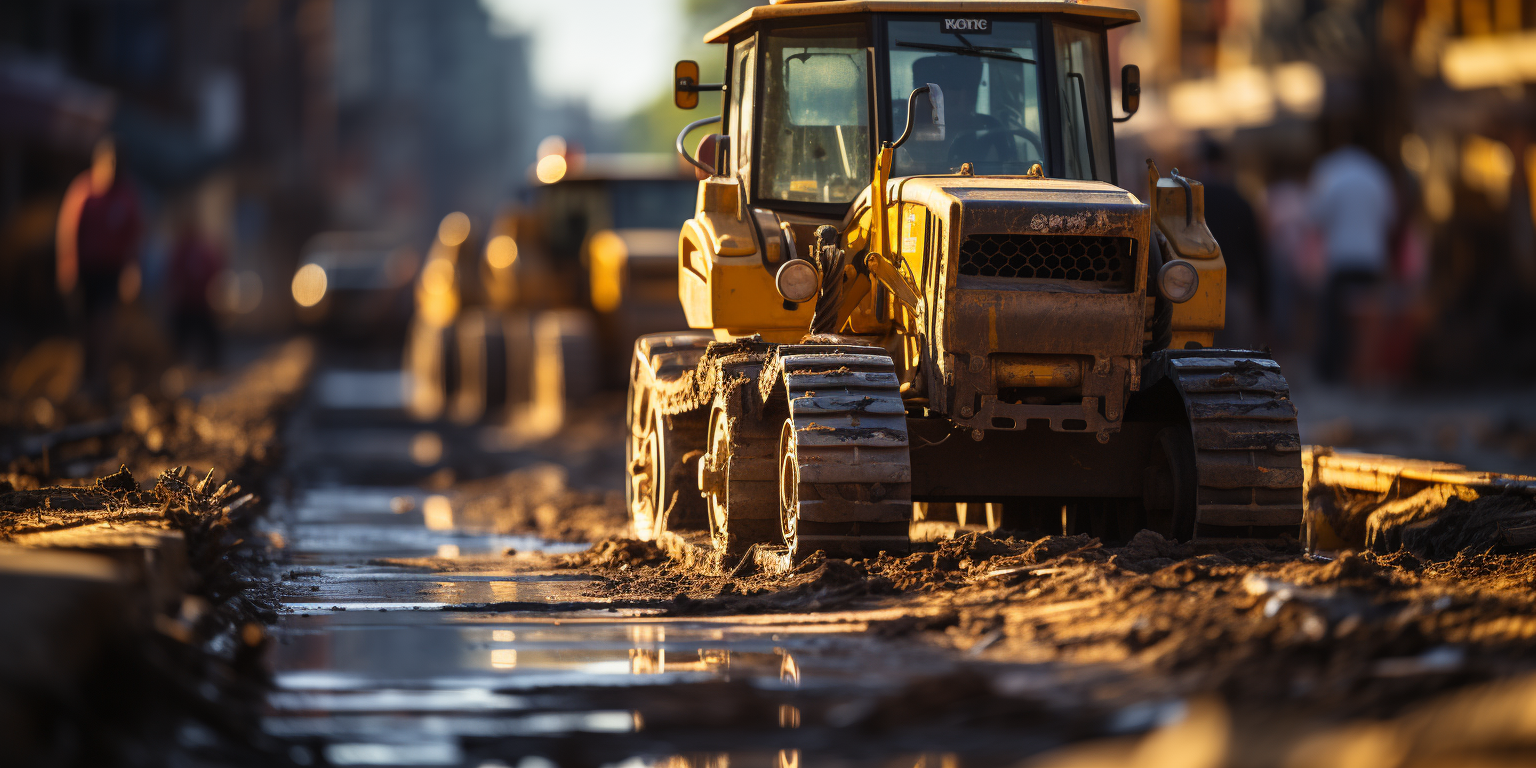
xmin=291 ymin=231 xmax=419 ymax=339
xmin=626 ymin=0 xmax=1305 ymax=557
xmin=405 ymin=145 xmax=697 ymax=431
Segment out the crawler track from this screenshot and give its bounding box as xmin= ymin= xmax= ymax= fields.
xmin=1159 ymin=352 xmax=1305 ymax=540
xmin=763 ymin=344 xmax=913 ymax=558
xmin=701 ymin=354 xmax=782 ymax=555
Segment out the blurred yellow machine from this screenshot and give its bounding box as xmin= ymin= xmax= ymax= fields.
xmin=405 ymin=153 xmax=698 ymax=429
xmin=627 ymin=0 xmax=1304 ymax=557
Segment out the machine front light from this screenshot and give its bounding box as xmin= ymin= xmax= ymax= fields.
xmin=437 ymin=212 xmax=471 ymax=247
xmin=535 ymin=154 xmax=567 ymax=184
xmin=486 ymin=235 xmax=518 ymax=269
xmin=291 ymin=263 xmax=328 ymax=307
xmin=775 ymin=259 xmax=820 ymax=304
xmin=588 ymin=230 xmax=628 ymax=313
xmin=1157 ymin=259 xmax=1199 ymax=304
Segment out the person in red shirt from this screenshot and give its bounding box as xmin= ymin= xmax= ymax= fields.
xmin=56 ymin=137 xmax=143 ymax=393
xmin=168 ymin=219 xmax=226 ymax=369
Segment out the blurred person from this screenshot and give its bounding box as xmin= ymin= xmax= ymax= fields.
xmin=1262 ymin=163 xmax=1317 ymax=352
xmin=1198 ymin=139 xmax=1268 ymax=348
xmin=55 ymin=137 xmax=143 ymax=394
xmin=167 ymin=219 xmax=226 ymax=370
xmin=1308 ymin=133 xmax=1396 ymax=384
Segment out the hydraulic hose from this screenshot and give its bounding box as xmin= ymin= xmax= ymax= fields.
xmin=676 ymin=115 xmax=723 ymax=177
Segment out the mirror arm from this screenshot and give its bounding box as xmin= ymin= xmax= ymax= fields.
xmin=892 ymin=84 xmax=941 ymax=150
xmin=676 ymin=79 xmax=724 ymax=93
xmin=676 ymin=115 xmax=723 ymax=177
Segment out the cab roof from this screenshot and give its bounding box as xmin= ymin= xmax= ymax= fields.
xmin=704 ymin=0 xmax=1140 ymax=44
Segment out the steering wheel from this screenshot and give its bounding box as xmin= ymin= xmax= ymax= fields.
xmin=946 ymin=126 xmax=1045 ymax=167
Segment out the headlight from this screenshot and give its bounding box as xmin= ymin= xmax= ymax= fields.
xmin=774 ymin=259 xmax=819 ymax=303
xmin=291 ymin=263 xmax=328 ymax=307
xmin=1157 ymin=259 xmax=1199 ymax=304
xmin=485 ymin=235 xmax=517 ymax=269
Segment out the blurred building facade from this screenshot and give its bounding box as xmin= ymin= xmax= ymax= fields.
xmin=0 ymin=0 xmax=537 ymax=372
xmin=330 ymin=0 xmax=536 ymax=230
xmin=1100 ymin=0 xmax=1536 ymax=384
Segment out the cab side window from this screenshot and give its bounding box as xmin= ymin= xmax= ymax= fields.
xmin=1053 ymin=24 xmax=1112 ymax=182
xmin=759 ymin=23 xmax=871 ymax=204
xmin=729 ymin=39 xmax=756 ymax=178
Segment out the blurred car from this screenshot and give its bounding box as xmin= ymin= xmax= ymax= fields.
xmin=292 ymin=231 xmax=419 ymax=340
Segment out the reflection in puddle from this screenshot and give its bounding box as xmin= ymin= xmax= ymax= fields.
xmin=328 ymin=741 xmax=459 ymax=766
xmin=626 ymin=753 xmax=964 ymax=768
xmin=268 ymin=710 xmax=637 ymax=738
xmin=627 ymin=648 xmax=733 ymax=675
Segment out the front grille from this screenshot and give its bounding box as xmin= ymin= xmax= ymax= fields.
xmin=959 ymin=234 xmax=1137 ymax=291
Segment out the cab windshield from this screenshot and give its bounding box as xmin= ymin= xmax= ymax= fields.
xmin=888 ymin=18 xmax=1046 ymax=177
xmin=886 ymin=17 xmax=1113 ymax=182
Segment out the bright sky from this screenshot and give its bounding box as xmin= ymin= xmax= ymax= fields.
xmin=482 ymin=0 xmax=688 ymax=120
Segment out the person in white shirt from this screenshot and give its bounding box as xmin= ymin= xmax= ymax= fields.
xmin=1307 ymin=141 xmax=1397 ymax=383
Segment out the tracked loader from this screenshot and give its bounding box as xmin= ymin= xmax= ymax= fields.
xmin=405 ymin=154 xmax=698 ymax=427
xmin=628 ymin=0 xmax=1304 ymax=558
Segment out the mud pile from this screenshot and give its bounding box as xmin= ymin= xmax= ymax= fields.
xmin=0 ymin=341 xmax=313 ymax=766
xmin=4 ymin=338 xmax=314 ymax=492
xmin=562 ymin=525 xmax=1536 ymax=728
xmin=447 ymin=462 xmax=627 ymax=542
xmin=1 ymin=465 xmax=283 ymax=765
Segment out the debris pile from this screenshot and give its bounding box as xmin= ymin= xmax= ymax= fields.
xmin=0 ymin=465 xmax=282 ymax=765
xmin=0 ymin=340 xmax=313 ymax=765
xmin=448 ymin=462 xmax=626 ymax=541
xmin=3 ymin=338 xmax=314 ymax=489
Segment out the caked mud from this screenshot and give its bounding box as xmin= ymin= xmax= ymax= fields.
xmin=538 ymin=488 xmax=1536 ymax=752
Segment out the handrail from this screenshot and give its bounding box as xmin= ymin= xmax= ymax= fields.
xmin=1168 ymin=168 xmax=1195 ymax=225
xmin=676 ymin=115 xmax=723 ymax=177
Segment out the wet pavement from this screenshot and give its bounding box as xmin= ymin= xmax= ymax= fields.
xmin=260 ymin=367 xmax=1090 ymax=767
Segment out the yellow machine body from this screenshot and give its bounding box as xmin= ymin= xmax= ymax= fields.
xmin=627 ymin=0 xmax=1301 ymax=559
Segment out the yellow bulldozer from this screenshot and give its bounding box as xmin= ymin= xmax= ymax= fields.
xmin=628 ymin=0 xmax=1303 ymax=559
xmin=405 ymin=151 xmax=698 ymax=430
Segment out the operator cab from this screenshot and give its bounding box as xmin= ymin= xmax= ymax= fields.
xmin=686 ymin=1 xmax=1139 ymax=217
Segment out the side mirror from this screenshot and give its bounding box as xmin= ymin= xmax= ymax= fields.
xmin=675 ymin=60 xmax=701 ymax=110
xmin=674 ymin=61 xmax=724 ymax=110
xmin=1115 ymin=64 xmax=1140 ymax=123
xmin=893 ymin=83 xmax=946 ymax=148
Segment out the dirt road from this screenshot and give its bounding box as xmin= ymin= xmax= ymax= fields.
xmin=261 ymin=362 xmax=1536 ymax=768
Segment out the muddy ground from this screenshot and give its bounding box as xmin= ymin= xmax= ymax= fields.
xmin=392 ymin=465 xmax=1536 ymax=766
xmin=11 ymin=339 xmax=1536 ymax=766
xmin=1 ymin=340 xmax=314 ymax=767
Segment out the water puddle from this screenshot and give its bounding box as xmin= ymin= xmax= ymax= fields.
xmin=267 ymin=373 xmax=1073 ymax=767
